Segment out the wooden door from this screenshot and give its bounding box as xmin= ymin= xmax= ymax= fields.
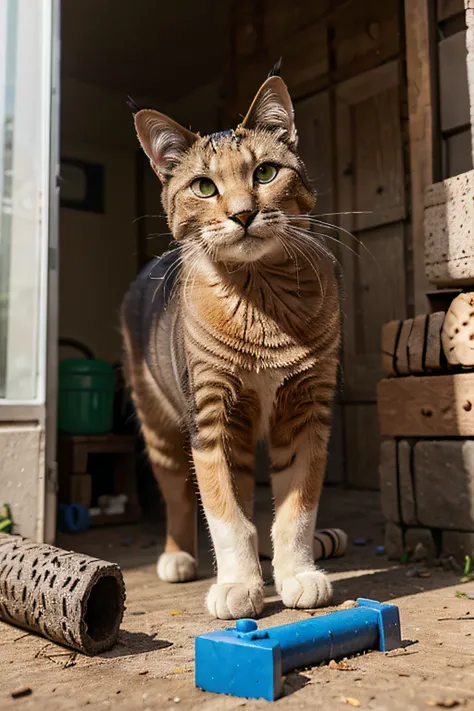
xmin=295 ymin=91 xmax=344 ymax=485
xmin=335 ymin=60 xmax=408 ymax=487
xmin=136 ymin=151 xmax=170 ymax=268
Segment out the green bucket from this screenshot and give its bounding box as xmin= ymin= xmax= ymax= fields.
xmin=58 ymin=358 xmax=115 ymax=435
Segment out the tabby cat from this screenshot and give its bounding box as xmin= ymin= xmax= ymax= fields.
xmin=122 ymin=72 xmax=341 ymax=620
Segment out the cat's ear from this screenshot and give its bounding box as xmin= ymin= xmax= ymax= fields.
xmin=240 ymin=76 xmax=297 ymax=146
xmin=134 ymin=109 xmax=198 ymax=180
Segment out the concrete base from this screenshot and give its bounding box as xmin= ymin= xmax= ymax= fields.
xmin=0 ymin=425 xmax=44 ymax=541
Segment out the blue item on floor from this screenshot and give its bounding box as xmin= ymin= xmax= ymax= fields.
xmin=195 ymin=598 xmax=401 ymax=701
xmin=57 ymin=503 xmax=90 ymax=533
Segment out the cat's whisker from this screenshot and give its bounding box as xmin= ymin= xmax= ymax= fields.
xmin=284 ymin=231 xmax=325 ymax=296
xmin=288 ymin=214 xmax=379 ymax=268
xmin=283 ymin=224 xmax=335 ymax=260
xmin=146 ymin=231 xmax=174 ymax=240
xmin=274 ymin=223 xmax=322 ymax=275
xmin=222 ymin=259 xmax=247 ymax=275
xmin=151 ymin=253 xmax=185 ymax=304
xmin=182 ymin=246 xmax=206 ymax=314
xmin=163 ymin=255 xmax=186 ymax=298
xmin=156 ymin=240 xmax=201 ymax=305
xmin=290 ymin=233 xmax=344 ymax=280
xmin=313 ymin=211 xmax=372 ymax=217
xmin=133 ymin=213 xmax=165 ymax=223
xmin=274 ymin=234 xmax=300 ymax=295
xmin=185 ymin=259 xmax=205 ymax=313
xmin=288 ymin=222 xmax=360 ymax=260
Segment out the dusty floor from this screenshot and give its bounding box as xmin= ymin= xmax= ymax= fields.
xmin=2 ymin=488 xmax=474 ymax=710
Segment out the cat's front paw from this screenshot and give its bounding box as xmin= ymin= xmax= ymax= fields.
xmin=278 ymin=570 xmax=332 ymax=609
xmin=206 ymin=582 xmax=264 ymax=619
xmin=157 ymin=551 xmax=198 ymax=583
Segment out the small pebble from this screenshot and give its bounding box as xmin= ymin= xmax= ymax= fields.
xmin=141 ymin=539 xmax=157 ymax=549
xmin=413 ymin=542 xmax=428 ymax=562
xmin=339 ymin=599 xmax=358 ymax=610
xmin=354 ymin=538 xmax=367 ymax=546
xmin=375 ymin=545 xmax=385 ymax=556
xmin=11 ymin=687 xmax=32 ymax=700
xmin=173 ymin=698 xmax=181 ymax=704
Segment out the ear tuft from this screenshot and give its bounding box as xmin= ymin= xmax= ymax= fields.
xmin=267 ymin=58 xmax=282 ymax=78
xmin=240 ymin=76 xmax=297 ymax=146
xmin=127 ymin=96 xmax=143 ymax=114
xmin=134 ymin=110 xmax=198 ymax=179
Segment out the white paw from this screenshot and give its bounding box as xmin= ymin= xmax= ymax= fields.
xmin=279 ymin=570 xmax=332 ymax=609
xmin=157 ymin=551 xmax=197 ymax=583
xmin=206 ymin=582 xmax=264 ymax=620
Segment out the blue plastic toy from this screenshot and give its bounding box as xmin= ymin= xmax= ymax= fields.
xmin=195 ymin=598 xmax=401 ymax=701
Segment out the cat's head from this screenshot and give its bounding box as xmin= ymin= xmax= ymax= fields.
xmin=134 ymin=76 xmax=315 ymax=264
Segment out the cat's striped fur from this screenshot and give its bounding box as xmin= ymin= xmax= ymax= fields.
xmin=122 ymin=75 xmax=341 ymax=619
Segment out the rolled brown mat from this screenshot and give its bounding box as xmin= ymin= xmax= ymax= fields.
xmin=0 ymin=533 xmax=125 ymax=654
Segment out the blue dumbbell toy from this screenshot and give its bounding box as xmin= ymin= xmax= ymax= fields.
xmin=195 ymin=598 xmax=401 ymax=701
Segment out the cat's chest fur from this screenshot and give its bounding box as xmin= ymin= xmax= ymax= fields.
xmin=185 ymin=261 xmax=326 ymax=372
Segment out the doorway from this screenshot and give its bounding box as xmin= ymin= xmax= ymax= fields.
xmin=55 ymin=0 xmax=230 ymax=536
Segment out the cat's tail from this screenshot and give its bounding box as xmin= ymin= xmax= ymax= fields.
xmin=257 ymin=525 xmax=348 ymax=560
xmin=313 ymin=528 xmax=347 ymax=560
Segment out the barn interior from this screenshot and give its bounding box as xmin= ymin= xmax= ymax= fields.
xmin=57 ymin=0 xmax=470 ymax=524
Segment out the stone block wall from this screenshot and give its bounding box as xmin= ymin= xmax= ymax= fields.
xmin=377 ymin=2 xmax=474 ymax=564
xmin=425 ymin=171 xmax=474 ymax=286
xmin=379 ymin=249 xmax=474 ymax=562
xmin=380 ymin=439 xmax=474 ymax=560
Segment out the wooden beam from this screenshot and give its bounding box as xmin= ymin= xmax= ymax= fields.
xmin=424 ymin=311 xmax=446 ymax=370
xmin=381 ymin=313 xmax=445 ymax=375
xmin=407 ymin=314 xmax=428 ymax=374
xmin=378 ymin=373 xmax=474 ymax=436
xmin=381 ymin=320 xmax=402 ymax=376
xmin=395 ymin=318 xmax=414 ymax=375
xmin=404 ymin=0 xmax=439 ymax=314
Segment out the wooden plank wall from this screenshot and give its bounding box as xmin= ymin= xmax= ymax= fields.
xmin=229 ymin=0 xmax=409 ymax=488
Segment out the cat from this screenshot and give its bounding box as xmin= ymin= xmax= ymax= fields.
xmin=121 ymin=71 xmax=341 ymax=620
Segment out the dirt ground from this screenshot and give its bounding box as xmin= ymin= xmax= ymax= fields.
xmin=2 ymin=487 xmax=474 ymax=711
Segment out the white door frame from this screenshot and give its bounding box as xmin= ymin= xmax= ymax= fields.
xmin=0 ymin=0 xmax=60 ymax=543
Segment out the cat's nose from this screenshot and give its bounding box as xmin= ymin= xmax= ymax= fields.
xmin=229 ymin=210 xmax=257 ymax=228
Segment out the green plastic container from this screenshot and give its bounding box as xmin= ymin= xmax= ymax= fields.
xmin=58 ymin=358 xmax=115 ymax=435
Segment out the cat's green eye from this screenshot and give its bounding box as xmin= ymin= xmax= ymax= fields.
xmin=191 ymin=178 xmax=218 ymax=198
xmin=254 ymin=163 xmax=278 ymax=184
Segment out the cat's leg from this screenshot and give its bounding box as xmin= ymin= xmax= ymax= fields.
xmin=269 ymin=368 xmax=336 ymax=609
xmin=124 ymin=355 xmax=197 ymax=582
xmin=191 ymin=379 xmax=263 ymax=619
xmin=144 ymin=435 xmax=197 ymax=584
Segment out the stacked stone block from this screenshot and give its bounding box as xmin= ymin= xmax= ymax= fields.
xmin=379 ymin=437 xmax=474 ymax=560
xmin=376 ymin=3 xmax=474 ymax=562
xmin=378 ymin=172 xmax=474 ymax=559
